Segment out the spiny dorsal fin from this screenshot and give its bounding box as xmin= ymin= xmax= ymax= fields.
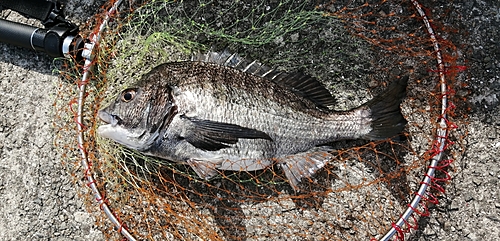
xmin=192 ymin=50 xmax=336 ymax=109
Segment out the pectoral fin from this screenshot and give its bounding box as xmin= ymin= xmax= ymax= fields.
xmin=182 ymin=116 xmax=272 ymax=151
xmin=279 ymin=151 xmax=334 ymax=192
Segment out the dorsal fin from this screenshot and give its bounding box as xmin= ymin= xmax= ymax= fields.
xmin=191 ymin=50 xmax=337 ymax=109
xmin=271 ymin=72 xmax=337 ymax=109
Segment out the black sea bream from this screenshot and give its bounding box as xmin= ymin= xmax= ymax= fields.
xmin=97 ymin=51 xmax=408 ymax=191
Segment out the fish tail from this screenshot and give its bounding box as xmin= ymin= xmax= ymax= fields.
xmin=362 ymin=76 xmax=408 ymax=140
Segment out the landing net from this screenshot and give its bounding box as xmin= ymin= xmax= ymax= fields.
xmin=54 ymin=0 xmax=466 ymax=240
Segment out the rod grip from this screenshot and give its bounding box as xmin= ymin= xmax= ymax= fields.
xmin=0 ymin=19 xmax=46 ymax=51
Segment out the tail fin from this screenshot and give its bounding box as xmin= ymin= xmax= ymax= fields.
xmin=362 ymin=76 xmax=408 ymax=140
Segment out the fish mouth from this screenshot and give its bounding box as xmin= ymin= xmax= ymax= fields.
xmin=97 ymin=110 xmax=119 ymax=127
xmin=96 ymin=110 xmax=151 ymax=151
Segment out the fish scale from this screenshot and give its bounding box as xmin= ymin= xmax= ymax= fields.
xmin=179 ymin=83 xmax=341 ymax=151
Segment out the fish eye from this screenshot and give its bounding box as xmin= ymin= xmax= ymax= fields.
xmin=121 ymin=89 xmax=136 ymax=102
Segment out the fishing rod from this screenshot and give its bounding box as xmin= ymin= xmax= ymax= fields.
xmin=0 ymin=0 xmax=84 ymax=60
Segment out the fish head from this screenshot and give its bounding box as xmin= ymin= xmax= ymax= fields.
xmin=97 ymin=81 xmax=177 ymax=151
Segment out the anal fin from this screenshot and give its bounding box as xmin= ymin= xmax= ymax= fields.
xmin=279 ymin=151 xmax=333 ymax=192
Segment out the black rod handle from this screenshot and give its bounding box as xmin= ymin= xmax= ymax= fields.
xmin=0 ymin=19 xmax=46 ymax=51
xmin=0 ymin=19 xmax=83 ymax=59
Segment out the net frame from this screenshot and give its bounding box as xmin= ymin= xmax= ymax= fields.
xmin=74 ymin=0 xmax=136 ymax=240
xmin=375 ymin=1 xmax=457 ymax=240
xmin=69 ymin=1 xmax=460 ymax=240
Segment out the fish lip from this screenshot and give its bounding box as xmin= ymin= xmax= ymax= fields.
xmin=98 ymin=110 xmax=118 ymax=127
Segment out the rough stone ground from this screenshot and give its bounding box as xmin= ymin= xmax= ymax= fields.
xmin=0 ymin=0 xmax=498 ymax=240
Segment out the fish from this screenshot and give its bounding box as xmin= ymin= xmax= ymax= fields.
xmin=97 ymin=50 xmax=408 ymax=191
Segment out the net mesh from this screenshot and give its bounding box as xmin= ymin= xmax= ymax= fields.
xmin=53 ymin=0 xmax=466 ymax=240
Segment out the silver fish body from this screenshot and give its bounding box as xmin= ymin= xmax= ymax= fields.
xmin=98 ymin=51 xmax=407 ymax=191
